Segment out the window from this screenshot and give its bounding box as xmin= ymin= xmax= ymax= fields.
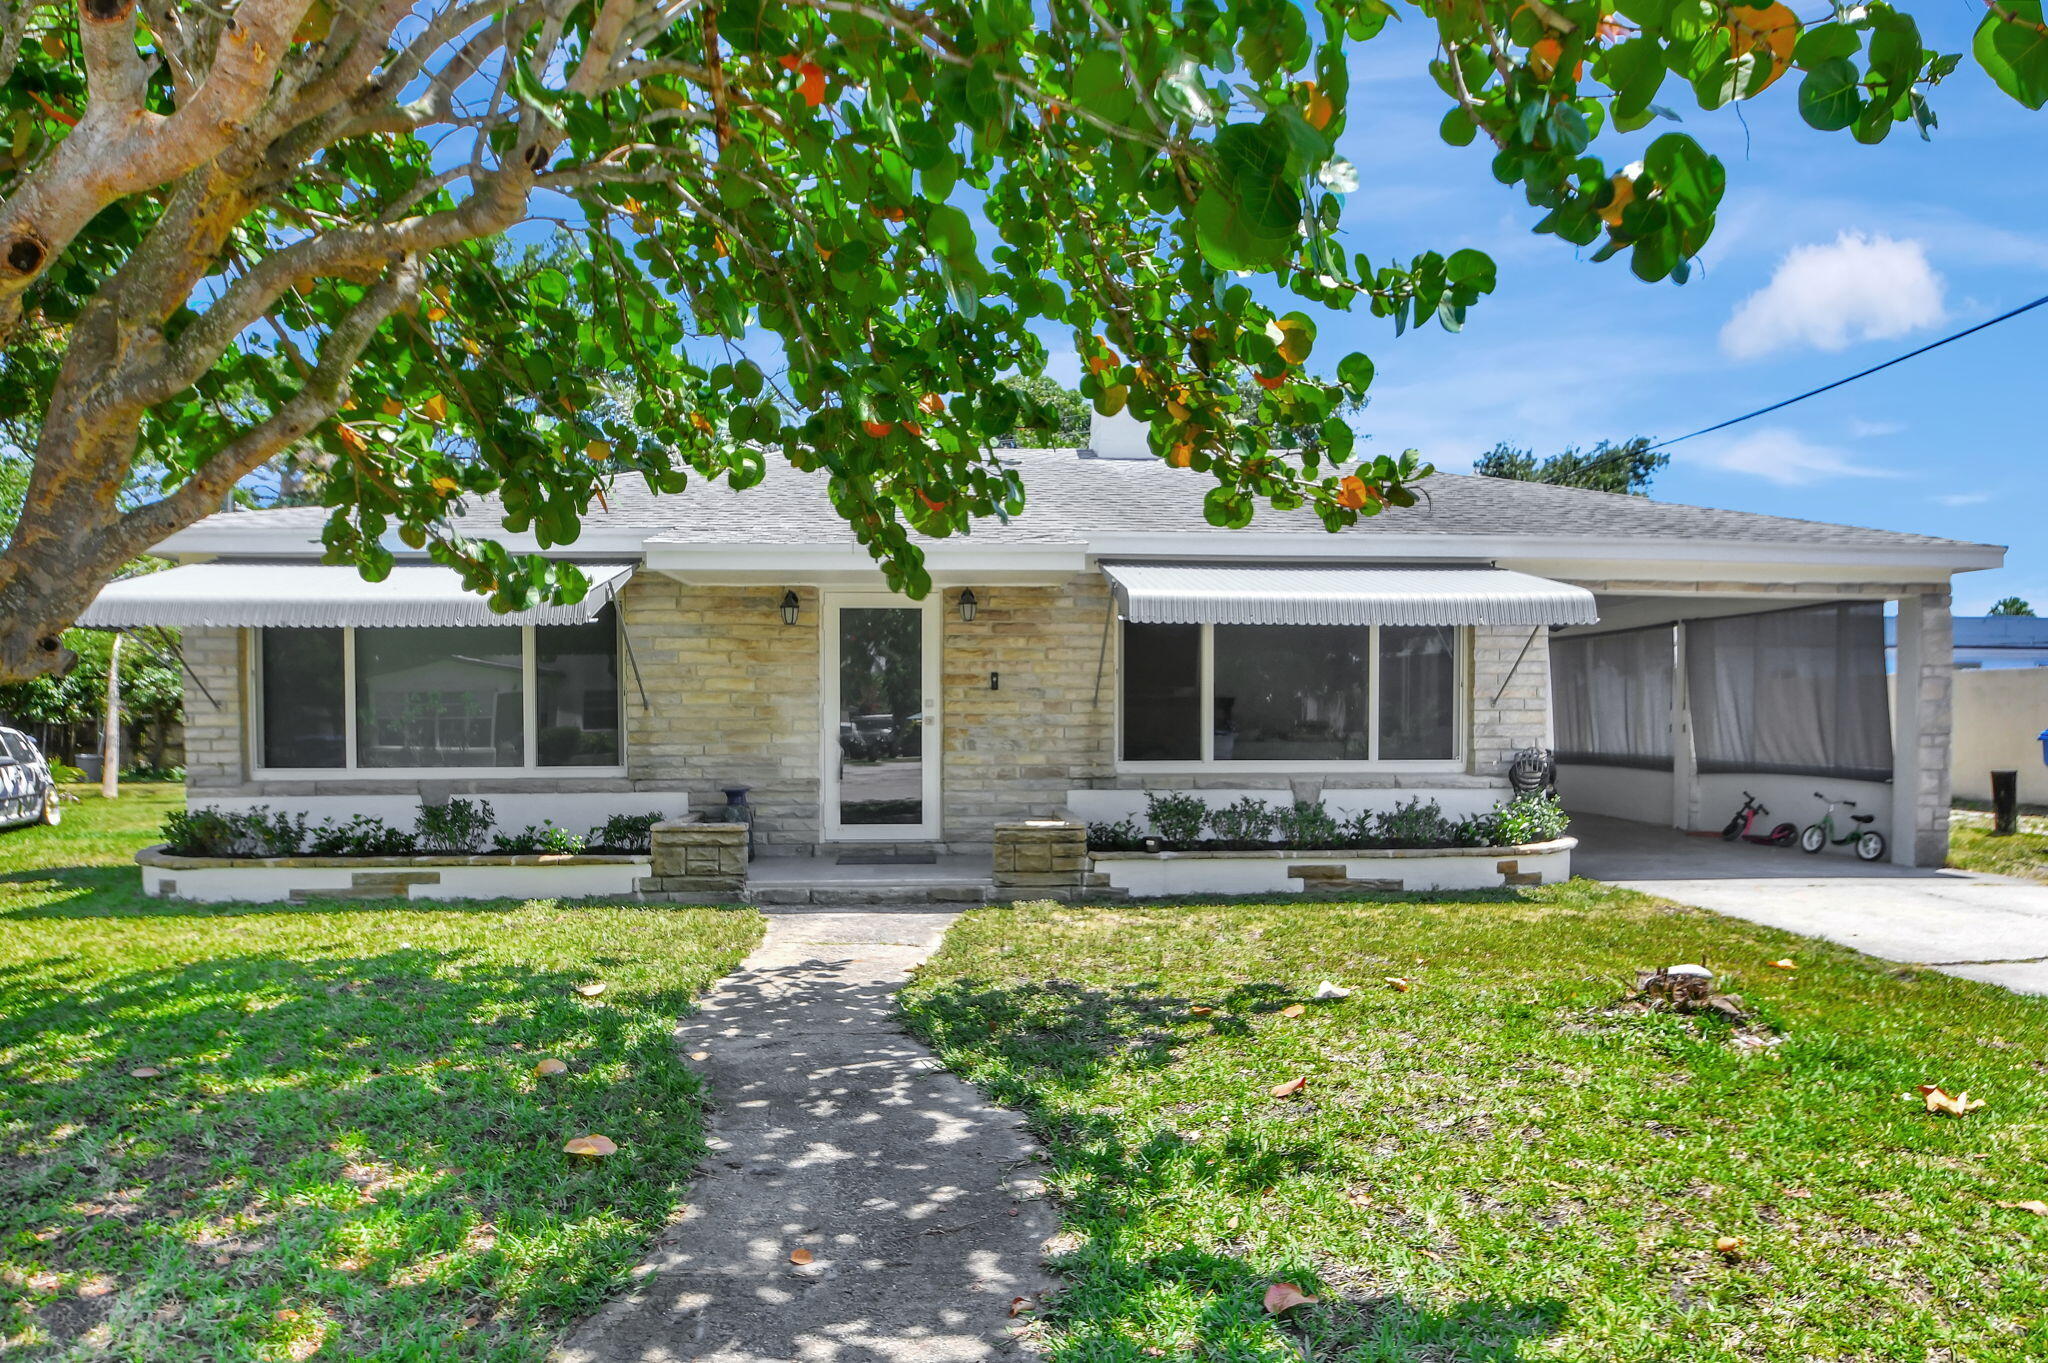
xmin=1685 ymin=602 xmax=1892 ymax=781
xmin=1119 ymin=622 xmax=1461 ymax=765
xmin=254 ymin=606 xmax=623 ymax=772
xmin=1550 ymin=626 xmax=1675 ymax=770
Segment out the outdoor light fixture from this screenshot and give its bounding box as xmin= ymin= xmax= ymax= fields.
xmin=779 ymin=590 xmax=800 ymax=626
xmin=958 ymin=588 xmax=978 ymax=623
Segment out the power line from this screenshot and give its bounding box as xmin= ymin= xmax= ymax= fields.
xmin=1642 ymin=290 xmax=2048 ymax=453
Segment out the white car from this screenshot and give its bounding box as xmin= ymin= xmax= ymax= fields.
xmin=0 ymin=727 xmax=61 ymax=829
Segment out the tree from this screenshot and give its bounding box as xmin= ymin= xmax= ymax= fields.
xmin=0 ymin=0 xmax=2008 ymax=681
xmin=0 ymin=626 xmax=183 ymax=766
xmin=997 ymin=375 xmax=1091 ymax=447
xmin=1989 ymin=597 xmax=2036 ymax=617
xmin=1473 ymin=437 xmax=1666 ymax=495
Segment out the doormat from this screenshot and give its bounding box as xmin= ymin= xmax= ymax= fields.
xmin=836 ymin=851 xmax=938 ymax=866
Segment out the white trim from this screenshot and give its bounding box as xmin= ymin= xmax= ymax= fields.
xmin=246 ymin=612 xmax=628 ymax=781
xmin=819 ymin=592 xmax=943 ymax=842
xmin=1112 ymin=622 xmax=1466 ymax=775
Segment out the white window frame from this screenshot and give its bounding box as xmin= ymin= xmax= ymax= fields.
xmin=818 ymin=591 xmax=943 ymax=842
xmin=246 ymin=615 xmax=627 ymax=780
xmin=1112 ymin=621 xmax=1467 ymax=775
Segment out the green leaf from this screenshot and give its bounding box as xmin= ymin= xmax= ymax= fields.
xmin=1336 ymin=353 xmax=1375 ymax=391
xmin=1976 ymin=2 xmax=2048 ymax=109
xmin=1798 ymin=57 xmax=1864 ymax=129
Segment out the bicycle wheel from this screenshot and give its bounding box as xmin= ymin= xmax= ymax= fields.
xmin=1855 ymin=830 xmax=1886 ymax=862
xmin=1798 ymin=825 xmax=1825 ymax=854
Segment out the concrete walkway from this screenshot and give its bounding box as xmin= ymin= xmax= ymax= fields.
xmin=1573 ymin=813 xmax=2048 ymax=994
xmin=557 ymin=907 xmax=1054 ymax=1363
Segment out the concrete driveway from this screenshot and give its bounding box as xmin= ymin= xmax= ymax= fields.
xmin=1572 ymin=813 xmax=2048 ymax=995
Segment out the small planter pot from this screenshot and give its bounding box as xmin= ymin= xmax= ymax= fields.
xmin=136 ymin=845 xmax=654 ymax=904
xmin=1087 ymin=838 xmax=1576 ymax=898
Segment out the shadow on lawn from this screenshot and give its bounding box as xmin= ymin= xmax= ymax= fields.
xmin=902 ymin=975 xmax=1567 ymax=1360
xmin=0 ymin=942 xmax=710 ymax=1352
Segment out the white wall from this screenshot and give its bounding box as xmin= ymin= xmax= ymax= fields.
xmin=1951 ymin=669 xmax=2048 ymax=804
xmin=1556 ymin=763 xmax=1673 ymax=825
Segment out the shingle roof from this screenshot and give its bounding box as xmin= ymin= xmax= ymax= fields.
xmin=180 ymin=448 xmax=1993 ymax=555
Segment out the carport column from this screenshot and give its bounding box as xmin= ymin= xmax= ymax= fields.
xmin=1671 ymin=621 xmax=1698 ymax=830
xmin=1890 ymin=592 xmax=1953 ymax=868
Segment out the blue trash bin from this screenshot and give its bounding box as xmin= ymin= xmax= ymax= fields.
xmin=2040 ymin=729 xmax=2048 ymax=766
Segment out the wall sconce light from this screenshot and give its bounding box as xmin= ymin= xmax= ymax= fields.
xmin=779 ymin=590 xmax=800 ymax=626
xmin=958 ymin=588 xmax=978 ymax=623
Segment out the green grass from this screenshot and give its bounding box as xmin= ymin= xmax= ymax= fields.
xmin=901 ymin=887 xmax=2048 ymax=1362
xmin=1949 ymin=810 xmax=2048 ymax=882
xmin=0 ymin=788 xmax=761 ymax=1360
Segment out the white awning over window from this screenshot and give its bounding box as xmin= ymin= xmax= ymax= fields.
xmin=78 ymin=561 xmax=637 ymax=629
xmin=1100 ymin=561 xmax=1598 ymax=627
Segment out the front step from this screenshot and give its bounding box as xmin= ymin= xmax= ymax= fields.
xmin=750 ymin=881 xmax=993 ymax=906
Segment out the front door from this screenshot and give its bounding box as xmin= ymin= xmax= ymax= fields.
xmin=822 ymin=595 xmax=941 ymax=841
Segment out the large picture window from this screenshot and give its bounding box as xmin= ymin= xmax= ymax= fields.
xmin=255 ymin=606 xmax=623 ymax=772
xmin=1119 ymin=622 xmax=1461 ymax=766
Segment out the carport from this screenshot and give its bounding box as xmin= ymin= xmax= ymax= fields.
xmin=1548 ymin=587 xmax=1954 ymax=868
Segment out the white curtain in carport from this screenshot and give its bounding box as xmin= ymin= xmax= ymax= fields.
xmin=1550 ymin=626 xmax=1674 ymax=769
xmin=1685 ymin=602 xmax=1893 ymax=781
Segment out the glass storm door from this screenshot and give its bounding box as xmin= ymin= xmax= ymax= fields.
xmin=824 ymin=598 xmax=940 ymax=840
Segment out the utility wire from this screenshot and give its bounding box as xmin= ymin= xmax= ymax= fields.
xmin=1641 ymin=289 xmax=2048 ymax=453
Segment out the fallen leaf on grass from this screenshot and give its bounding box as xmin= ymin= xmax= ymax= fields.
xmin=1384 ymin=977 xmax=1411 ymax=992
xmin=1782 ymin=1188 xmax=1813 ymax=1199
xmin=1997 ymin=1199 xmax=2048 ymax=1215
xmin=532 ymin=1059 xmax=568 ymax=1077
xmin=1279 ymin=1004 xmax=1307 ymax=1019
xmin=1188 ymin=1006 xmax=1215 ymax=1017
xmin=575 ymin=983 xmax=607 ymax=998
xmin=1008 ymin=1295 xmax=1034 ymax=1317
xmin=1770 ymin=959 xmax=1796 ymax=969
xmin=1270 ymin=1077 xmax=1308 ymax=1098
xmin=789 ymin=1248 xmax=813 ymax=1265
xmin=563 ymin=1135 xmax=618 ymax=1157
xmin=1313 ymin=980 xmax=1351 ymax=1000
xmin=128 ymin=1066 xmax=164 ymax=1078
xmin=1263 ymin=1282 xmax=1319 ymax=1313
xmin=689 ymin=1051 xmax=710 ymax=1061
xmin=1919 ymin=1084 xmax=1986 ymax=1116
xmin=1714 ymin=1235 xmax=1747 ymax=1258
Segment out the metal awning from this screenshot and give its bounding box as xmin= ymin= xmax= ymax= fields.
xmin=1099 ymin=561 xmax=1598 ymax=627
xmin=78 ymin=561 xmax=637 ymax=629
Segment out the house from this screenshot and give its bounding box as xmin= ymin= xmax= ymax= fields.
xmin=1887 ymin=614 xmax=2048 ymax=670
xmin=82 ymin=415 xmax=2003 ymax=873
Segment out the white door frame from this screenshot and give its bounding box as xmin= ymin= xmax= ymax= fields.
xmin=819 ymin=592 xmax=943 ymax=842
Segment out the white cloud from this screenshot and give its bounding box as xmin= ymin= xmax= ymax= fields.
xmin=1848 ymin=418 xmax=1904 ymax=439
xmin=1692 ymin=427 xmax=1900 ymax=487
xmin=1720 ymin=233 xmax=1945 ymax=360
xmin=1935 ymin=491 xmax=1993 ymax=507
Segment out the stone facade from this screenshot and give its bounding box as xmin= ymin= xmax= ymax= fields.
xmin=1468 ymin=623 xmax=1552 ymax=780
xmin=990 ymin=819 xmax=1088 ymax=893
xmin=1895 ymin=591 xmax=1954 ymax=867
xmin=644 ymin=820 xmax=748 ymax=896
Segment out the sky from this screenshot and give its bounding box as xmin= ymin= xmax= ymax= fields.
xmin=1060 ymin=7 xmax=2048 ymax=615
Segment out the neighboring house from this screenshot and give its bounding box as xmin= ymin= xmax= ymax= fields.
xmin=1886 ymin=614 xmax=2048 ymax=670
xmin=82 ymin=416 xmax=2002 ymax=868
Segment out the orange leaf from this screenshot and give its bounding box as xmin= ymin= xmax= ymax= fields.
xmin=380 ymin=397 xmax=405 ymax=417
xmin=128 ymin=1066 xmax=164 ymax=1078
xmin=1255 ymin=374 xmax=1286 ymax=390
xmin=28 ymin=91 xmax=79 ymax=128
xmin=799 ymin=62 xmax=827 ymax=107
xmin=1008 ymin=1295 xmax=1034 ymax=1317
xmin=789 ymin=1247 xmax=814 ymax=1264
xmin=1770 ymin=958 xmax=1796 ymax=969
xmin=1724 ymin=1 xmax=1799 ymax=91
xmin=1997 ymin=1199 xmax=2048 ymax=1215
xmin=1262 ymin=1282 xmax=1319 ymax=1313
xmin=1334 ymin=475 xmax=1370 ymax=510
xmin=532 ymin=1058 xmax=568 ymax=1077
xmin=1279 ymin=1003 xmax=1306 ymax=1018
xmin=1919 ymin=1084 xmax=1985 ymax=1115
xmin=919 ymin=392 xmax=947 ymax=415
xmin=430 ymin=476 xmax=460 ymax=497
xmin=586 ymin=440 xmax=611 ymax=460
xmin=1188 ymin=1006 xmax=1215 ymax=1017
xmin=862 ymin=420 xmax=894 ymax=438
xmin=1384 ymin=977 xmax=1412 ymax=992
xmin=461 ymin=337 xmax=482 ymax=356
xmin=575 ymin=982 xmax=607 ymax=997
xmin=1714 ymin=1234 xmax=1747 ymax=1257
xmin=1270 ymin=1076 xmax=1308 ymax=1098
xmin=689 ymin=411 xmax=715 ymax=435
xmin=563 ymin=1134 xmax=617 ymax=1157
xmin=336 ymin=424 xmax=366 ymax=455
xmin=422 ymin=394 xmax=448 ymax=423
xmin=1166 ymin=443 xmax=1194 ymax=469
xmin=777 ymin=53 xmax=802 ymax=71
xmin=902 ymin=420 xmax=924 ymax=438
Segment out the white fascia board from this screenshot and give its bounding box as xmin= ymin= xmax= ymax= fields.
xmin=643 ymin=540 xmax=1089 ymax=584
xmin=153 ymin=520 xmax=651 ymax=558
xmin=1080 ymin=532 xmax=2006 ymax=575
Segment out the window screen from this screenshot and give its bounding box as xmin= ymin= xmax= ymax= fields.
xmin=1684 ymin=603 xmax=1892 ymax=781
xmin=355 ymin=625 xmax=524 ymax=768
xmin=1551 ymin=626 xmax=1674 ymax=770
xmin=536 ymin=606 xmax=621 ymax=766
xmin=1120 ymin=623 xmax=1202 ymax=761
xmin=1213 ymin=624 xmax=1371 ymax=761
xmin=261 ymin=628 xmax=347 ymax=768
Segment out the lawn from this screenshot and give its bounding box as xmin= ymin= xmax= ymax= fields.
xmin=1948 ymin=809 xmax=2048 ymax=883
xmin=901 ymin=886 xmax=2048 ymax=1362
xmin=0 ymin=787 xmax=760 ymax=1360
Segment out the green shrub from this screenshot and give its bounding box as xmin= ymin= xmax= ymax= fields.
xmin=1206 ymin=796 xmax=1278 ymax=844
xmin=308 ymin=815 xmax=417 ymax=857
xmin=414 ymin=797 xmax=496 ymax=854
xmin=588 ymin=811 xmax=663 ymax=854
xmin=1274 ymin=799 xmax=1341 ymax=849
xmin=1490 ymin=792 xmax=1571 ymax=845
xmin=492 ymin=822 xmax=586 ymax=855
xmin=1370 ymin=797 xmax=1458 ymax=849
xmin=160 ymin=805 xmax=307 ymax=857
xmin=1086 ymin=817 xmax=1146 ymax=851
xmin=1144 ymin=792 xmax=1209 ymax=844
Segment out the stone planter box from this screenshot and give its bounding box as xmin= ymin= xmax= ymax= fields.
xmin=1088 ymin=837 xmax=1576 ymax=898
xmin=137 ymin=845 xmax=653 ymax=904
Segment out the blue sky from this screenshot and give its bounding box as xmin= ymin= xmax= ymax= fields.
xmin=1058 ymin=9 xmax=2047 ymax=614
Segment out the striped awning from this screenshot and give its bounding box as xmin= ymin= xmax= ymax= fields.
xmin=1099 ymin=561 xmax=1598 ymax=628
xmin=78 ymin=561 xmax=636 ymax=629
